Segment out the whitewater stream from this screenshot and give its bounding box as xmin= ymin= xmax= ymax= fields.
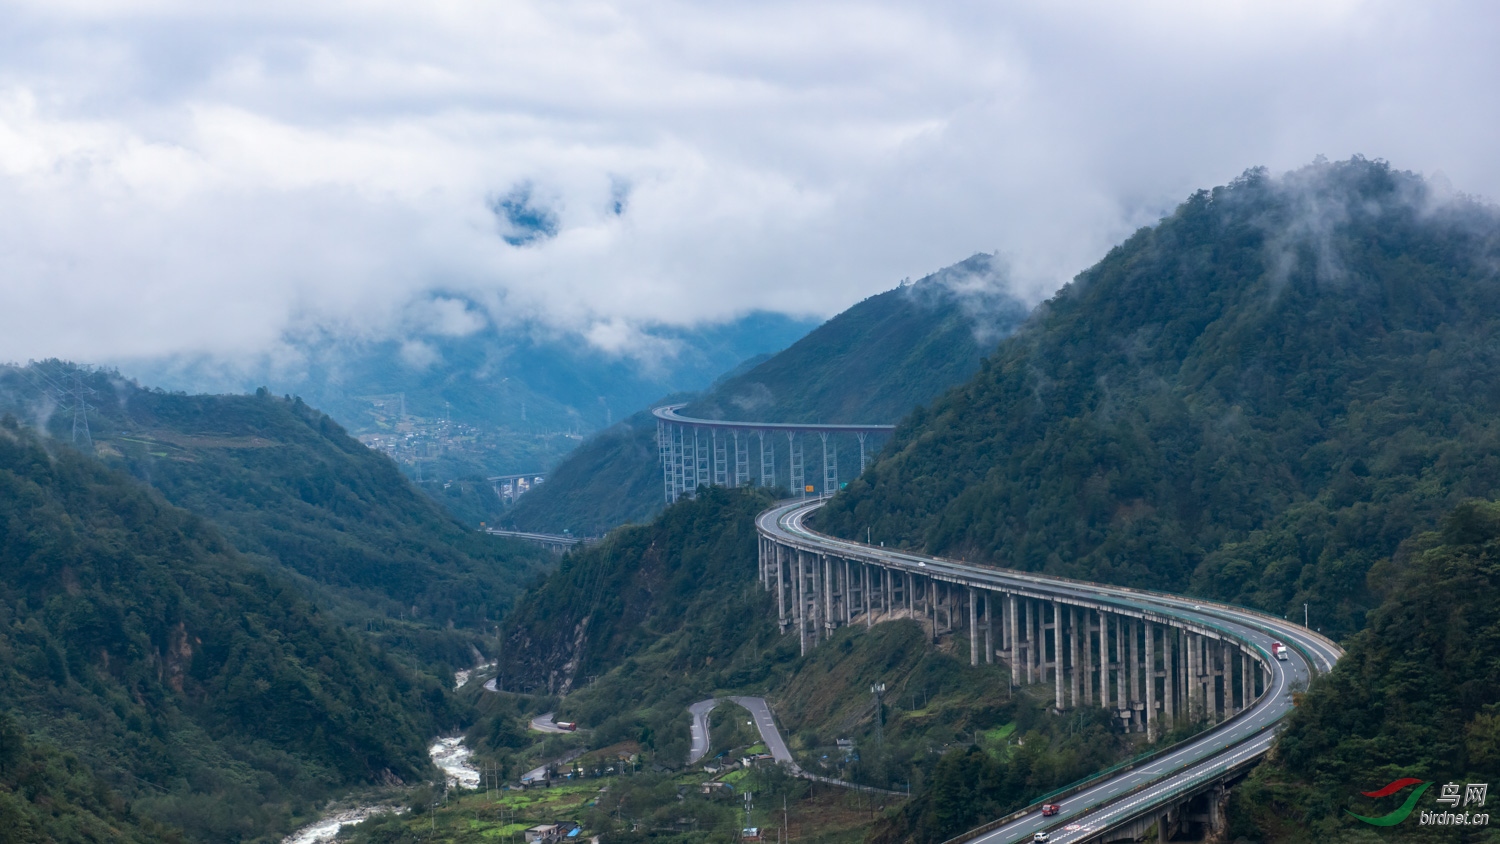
xmin=280 ymin=668 xmax=485 ymax=844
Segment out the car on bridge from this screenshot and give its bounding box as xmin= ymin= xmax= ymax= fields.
xmin=1041 ymin=803 xmax=1062 ymax=817
xmin=1033 ymin=832 xmax=1050 ymax=843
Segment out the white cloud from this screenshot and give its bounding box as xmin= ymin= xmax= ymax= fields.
xmin=397 ymin=338 xmax=441 ymax=370
xmin=0 ymin=0 xmax=1496 ymax=363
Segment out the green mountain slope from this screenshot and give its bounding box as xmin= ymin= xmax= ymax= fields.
xmin=488 ymin=488 xmax=1137 ymax=843
xmin=506 ymin=254 xmax=1030 ymax=535
xmin=817 ymin=158 xmax=1500 ymax=636
xmin=0 ymin=420 xmax=454 ymax=842
xmin=497 ymin=487 xmax=777 ymax=698
xmin=682 ymin=253 xmax=1028 ymax=424
xmin=0 ymin=711 xmax=172 ymax=843
xmin=1230 ymin=499 xmax=1500 ymax=841
xmin=0 ymin=365 xmax=551 ymax=664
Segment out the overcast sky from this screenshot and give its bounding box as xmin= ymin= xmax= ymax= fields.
xmin=1 ymin=0 xmax=1497 ymax=363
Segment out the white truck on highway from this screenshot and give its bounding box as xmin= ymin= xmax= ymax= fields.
xmin=1272 ymin=642 xmax=1288 ymax=661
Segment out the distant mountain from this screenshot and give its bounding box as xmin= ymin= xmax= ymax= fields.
xmin=0 ymin=420 xmax=454 ymax=842
xmin=0 ymin=363 xmax=552 ymax=666
xmin=683 ymin=253 xmax=1030 ymax=423
xmin=501 ymin=405 xmax=680 ymax=536
xmin=506 ymin=254 xmax=1032 ymax=535
xmin=817 ymin=157 xmax=1500 ymax=637
xmin=120 ymin=311 xmax=820 ymax=481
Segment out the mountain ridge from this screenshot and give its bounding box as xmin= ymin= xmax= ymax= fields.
xmin=816 ymin=157 xmax=1500 ymax=637
xmin=506 ymin=253 xmax=1031 ymax=535
xmin=0 ymin=418 xmax=454 ymax=842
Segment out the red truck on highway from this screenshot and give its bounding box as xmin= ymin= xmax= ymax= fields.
xmin=555 ymin=721 xmax=578 ymax=731
xmin=1271 ymin=642 xmax=1288 ymax=661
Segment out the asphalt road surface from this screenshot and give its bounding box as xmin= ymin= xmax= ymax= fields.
xmin=725 ymin=696 xmax=797 ymax=770
xmin=688 ymin=697 xmax=798 ymax=769
xmin=761 ymin=499 xmax=1343 ymax=844
xmin=521 ymin=748 xmax=585 ymax=785
xmin=687 ymin=698 xmax=718 ymax=764
xmin=529 ymin=712 xmax=570 ymax=734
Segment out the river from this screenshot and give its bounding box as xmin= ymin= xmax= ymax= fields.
xmin=279 ymin=668 xmax=485 ymax=843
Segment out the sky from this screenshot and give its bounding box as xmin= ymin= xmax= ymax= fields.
xmin=1 ymin=0 xmax=1497 ymax=364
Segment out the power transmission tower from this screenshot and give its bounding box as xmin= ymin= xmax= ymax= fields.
xmin=70 ymin=371 xmax=94 ymax=449
xmin=17 ymin=361 xmax=96 ymax=450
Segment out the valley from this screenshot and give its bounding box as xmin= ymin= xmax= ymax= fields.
xmin=4 ymin=158 xmax=1500 ymax=844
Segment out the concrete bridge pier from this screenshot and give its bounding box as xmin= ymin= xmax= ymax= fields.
xmin=969 ymin=587 xmax=979 ymax=665
xmin=1074 ymin=608 xmax=1086 ymax=707
xmin=788 ymin=432 xmax=804 ymax=496
xmin=757 ymin=430 xmax=775 ymax=489
xmin=1146 ymin=621 xmax=1158 ymax=739
xmin=864 ymin=564 xmax=873 ymax=628
xmin=1163 ymin=627 xmax=1177 ymax=730
xmin=1052 ymin=600 xmax=1065 ymax=712
xmin=776 ymin=546 xmax=788 ymax=632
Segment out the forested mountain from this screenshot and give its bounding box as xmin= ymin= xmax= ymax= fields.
xmin=125 ymin=310 xmax=819 ymax=480
xmin=506 ymin=254 xmax=1030 ymax=535
xmin=499 ymin=407 xmax=676 ymax=536
xmin=818 ymin=158 xmax=1500 ymax=637
xmin=0 ymin=711 xmax=173 ymax=843
xmin=0 ymin=365 xmax=550 ymax=665
xmin=1232 ymin=499 xmax=1500 ymax=840
xmin=497 ymin=487 xmax=777 ymax=698
xmin=490 ymin=488 xmax=1137 ymax=842
xmin=0 ymin=420 xmax=455 ymax=842
xmin=681 ymin=253 xmax=1029 ymax=423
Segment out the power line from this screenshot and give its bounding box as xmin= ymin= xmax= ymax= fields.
xmin=13 ymin=361 xmax=98 ymax=449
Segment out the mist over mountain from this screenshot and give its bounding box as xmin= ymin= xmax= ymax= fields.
xmin=118 ymin=310 xmax=819 ymax=480
xmin=505 ymin=254 xmax=1032 ymax=535
xmin=683 ymin=253 xmax=1029 ymax=424
xmin=818 ymin=157 xmax=1500 ymax=637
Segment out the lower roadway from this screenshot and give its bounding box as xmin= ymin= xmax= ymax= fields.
xmin=689 ymin=696 xmax=905 ymax=798
xmin=761 ymin=500 xmax=1342 ymax=844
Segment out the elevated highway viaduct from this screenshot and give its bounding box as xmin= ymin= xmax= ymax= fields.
xmin=481 ymin=527 xmax=592 ymax=553
xmin=756 ymin=499 xmax=1343 ymax=844
xmin=652 ymin=404 xmax=894 ymax=503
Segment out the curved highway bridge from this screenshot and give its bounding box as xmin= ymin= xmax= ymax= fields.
xmin=652 ymin=404 xmax=894 ymax=504
xmin=756 ymin=499 xmax=1343 ymax=844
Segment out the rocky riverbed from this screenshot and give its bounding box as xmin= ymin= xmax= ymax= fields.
xmin=280 ymin=668 xmax=485 ymax=843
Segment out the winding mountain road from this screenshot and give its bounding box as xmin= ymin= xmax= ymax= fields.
xmin=529 ymin=712 xmax=570 ymax=734
xmin=760 ymin=499 xmax=1342 ymax=844
xmin=687 ymin=699 xmax=718 ymax=765
xmin=688 ymin=697 xmax=797 ymax=769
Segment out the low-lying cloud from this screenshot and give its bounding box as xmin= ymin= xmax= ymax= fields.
xmin=0 ymin=0 xmax=1497 ymax=366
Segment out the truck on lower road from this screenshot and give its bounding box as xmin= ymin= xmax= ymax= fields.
xmin=1272 ymin=642 xmax=1288 ymax=661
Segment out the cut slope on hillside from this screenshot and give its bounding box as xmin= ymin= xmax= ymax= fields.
xmin=818 ymin=158 xmax=1500 ymax=636
xmin=507 ymin=254 xmax=1030 ymax=535
xmin=0 ymin=420 xmax=453 ymax=842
